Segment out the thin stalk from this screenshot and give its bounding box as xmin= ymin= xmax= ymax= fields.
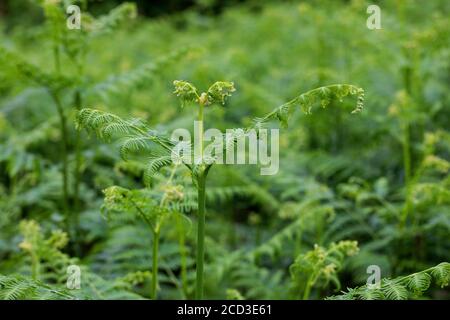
xmin=302 ymin=273 xmax=316 ymax=300
xmin=151 ymin=230 xmax=160 ymax=299
xmin=195 ymin=173 xmax=206 ymax=300
xmin=197 ymin=98 xmax=204 ymax=161
xmin=53 ymin=46 xmax=61 ymax=74
xmin=399 ymin=121 xmax=412 ymax=228
xmin=74 ymin=89 xmax=82 ymax=214
xmin=150 ymin=165 xmax=178 ymax=299
xmin=51 ymin=92 xmax=70 ymax=222
xmin=31 ymin=252 xmax=40 ymax=281
xmin=176 ymin=214 xmax=188 ymax=297
xmin=71 ymin=89 xmax=82 ymax=256
xmin=195 ymin=97 xmax=206 ymax=300
xmin=51 ymin=42 xmax=70 ymax=230
xmin=399 ymin=66 xmax=413 ymax=229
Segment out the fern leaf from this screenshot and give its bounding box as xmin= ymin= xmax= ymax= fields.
xmin=358 ymin=288 xmax=385 ymax=300
xmin=431 ymin=262 xmax=450 ymax=287
xmin=144 ymin=155 xmax=173 ymax=186
xmin=252 ymin=84 xmax=364 ymax=129
xmin=382 ymin=280 xmax=408 ymax=300
xmin=405 ymin=272 xmax=431 ymax=294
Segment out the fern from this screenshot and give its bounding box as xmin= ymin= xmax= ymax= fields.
xmin=253 ymin=84 xmax=364 ymax=129
xmin=290 ymin=240 xmax=359 ymax=299
xmin=76 ymin=79 xmax=364 ymax=300
xmin=0 ymin=274 xmax=74 ymax=300
xmin=330 ymin=262 xmax=450 ymax=300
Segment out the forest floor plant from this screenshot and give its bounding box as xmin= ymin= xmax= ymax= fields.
xmin=76 ymin=80 xmax=364 ymax=299
xmin=0 ymin=1 xmax=138 ymax=252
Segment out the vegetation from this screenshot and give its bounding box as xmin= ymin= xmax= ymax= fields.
xmin=0 ymin=0 xmax=449 ymax=300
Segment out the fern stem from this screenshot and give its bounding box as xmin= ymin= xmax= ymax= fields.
xmin=31 ymin=252 xmax=40 ymax=281
xmin=176 ymin=214 xmax=188 ymax=297
xmin=51 ymin=92 xmax=70 ymax=222
xmin=399 ymin=66 xmax=413 ymax=229
xmin=151 ymin=230 xmax=160 ymax=299
xmin=72 ymin=89 xmax=83 ymax=255
xmin=400 ymin=122 xmax=412 ymax=228
xmin=302 ymin=273 xmax=316 ymax=300
xmin=195 ymin=173 xmax=206 ymax=300
xmin=74 ymin=90 xmax=82 ymax=213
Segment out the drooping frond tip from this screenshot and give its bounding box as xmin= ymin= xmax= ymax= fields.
xmin=253 ymin=84 xmax=365 ymax=129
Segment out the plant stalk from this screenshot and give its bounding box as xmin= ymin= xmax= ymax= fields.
xmin=151 ymin=230 xmax=160 ymax=299
xmin=195 ymin=95 xmax=206 ymax=299
xmin=51 ymin=92 xmax=70 ymax=221
xmin=195 ymin=173 xmax=206 ymax=300
xmin=176 ymin=215 xmax=188 ymax=297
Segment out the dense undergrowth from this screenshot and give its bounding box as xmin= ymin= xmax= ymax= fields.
xmin=0 ymin=0 xmax=449 ymax=300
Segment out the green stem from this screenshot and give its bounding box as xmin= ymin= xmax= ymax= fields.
xmin=302 ymin=273 xmax=316 ymax=300
xmin=176 ymin=215 xmax=188 ymax=297
xmin=195 ymin=97 xmax=206 ymax=300
xmin=71 ymin=90 xmax=83 ymax=256
xmin=400 ymin=121 xmax=412 ymax=228
xmin=74 ymin=90 xmax=82 ymax=214
xmin=151 ymin=230 xmax=160 ymax=299
xmin=51 ymin=92 xmax=70 ymax=222
xmin=31 ymin=252 xmax=40 ymax=281
xmin=53 ymin=46 xmax=61 ymax=74
xmin=399 ymin=65 xmax=413 ymax=229
xmin=51 ymin=41 xmax=70 ymax=232
xmin=195 ymin=173 xmax=206 ymax=300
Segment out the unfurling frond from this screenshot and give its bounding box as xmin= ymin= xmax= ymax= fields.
xmin=173 ymin=80 xmax=199 ymax=107
xmin=207 ymin=81 xmax=236 ymax=105
xmin=253 ymin=84 xmax=365 ymax=129
xmin=102 ymin=186 xmax=173 ymax=231
xmin=290 ymin=240 xmax=359 ymax=296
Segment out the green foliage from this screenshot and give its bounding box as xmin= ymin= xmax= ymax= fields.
xmin=330 ymin=263 xmax=450 ymax=300
xmin=290 ymin=241 xmax=359 ymax=299
xmin=254 ymin=84 xmax=364 ymax=129
xmin=0 ymin=274 xmax=74 ymax=300
xmin=1 ymin=0 xmax=449 ymax=301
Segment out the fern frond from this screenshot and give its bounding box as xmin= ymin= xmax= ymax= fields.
xmin=405 ymin=272 xmax=432 ymax=294
xmin=89 ymin=3 xmax=137 ymax=37
xmin=329 ymin=263 xmax=450 ymax=300
xmin=173 ymin=80 xmax=199 ymax=107
xmin=76 ymin=108 xmax=173 ymax=152
xmin=253 ymin=84 xmax=364 ymax=129
xmin=0 ymin=274 xmax=74 ymax=300
xmin=430 ymin=262 xmax=450 ymax=287
xmin=207 ymin=81 xmax=236 ymax=105
xmin=144 ymin=155 xmax=173 ymax=186
xmin=383 ymin=280 xmax=408 ymax=300
xmin=119 ymin=135 xmax=156 ymax=160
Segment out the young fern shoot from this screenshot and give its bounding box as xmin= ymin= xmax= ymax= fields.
xmin=76 ymin=80 xmax=364 ymax=300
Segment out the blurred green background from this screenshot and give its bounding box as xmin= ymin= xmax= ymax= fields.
xmin=0 ymin=0 xmax=449 ymax=300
